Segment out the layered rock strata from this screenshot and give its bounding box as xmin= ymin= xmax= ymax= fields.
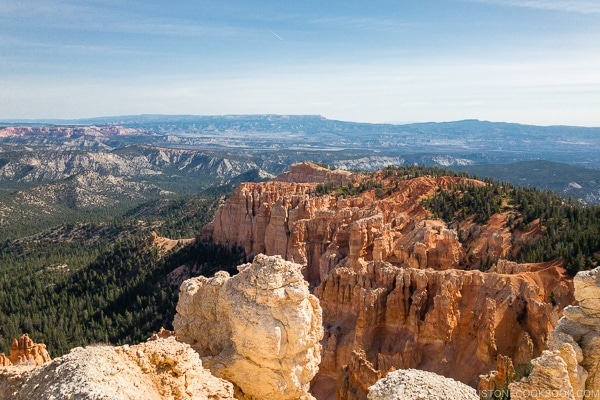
xmin=203 ymin=163 xmax=502 ymax=287
xmin=0 ymin=337 xmax=234 ymax=400
xmin=508 ymin=267 xmax=600 ymax=400
xmin=174 ymin=254 xmax=324 ymax=400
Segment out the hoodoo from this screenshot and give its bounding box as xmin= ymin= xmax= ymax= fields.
xmin=203 ymin=163 xmax=575 ymax=398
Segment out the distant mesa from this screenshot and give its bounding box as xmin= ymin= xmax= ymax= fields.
xmin=0 ymin=125 xmax=143 ymax=137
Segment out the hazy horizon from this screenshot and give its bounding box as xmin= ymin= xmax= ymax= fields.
xmin=1 ymin=1 xmax=599 ymax=126
xmin=2 ymin=114 xmax=600 ymax=129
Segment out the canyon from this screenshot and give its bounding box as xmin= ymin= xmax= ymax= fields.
xmin=202 ymin=162 xmax=575 ymax=398
xmin=1 ymin=162 xmax=593 ymax=399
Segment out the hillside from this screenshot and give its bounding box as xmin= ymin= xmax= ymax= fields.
xmin=0 ymin=195 xmax=243 ymax=356
xmin=1 ymin=162 xmax=600 ymax=399
xmin=455 ymin=160 xmax=600 ymax=204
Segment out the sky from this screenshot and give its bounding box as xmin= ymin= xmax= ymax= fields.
xmin=1 ymin=0 xmax=599 ymax=126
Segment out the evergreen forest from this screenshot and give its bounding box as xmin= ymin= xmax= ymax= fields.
xmin=0 ymin=195 xmax=244 ymax=356
xmin=1 ymin=165 xmax=599 ymax=357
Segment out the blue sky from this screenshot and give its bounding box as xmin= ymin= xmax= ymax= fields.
xmin=1 ymin=0 xmax=599 ymax=125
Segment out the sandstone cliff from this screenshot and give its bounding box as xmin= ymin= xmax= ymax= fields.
xmin=201 ymin=163 xmax=574 ymax=399
xmin=174 ymin=254 xmax=324 ymax=400
xmin=507 ymin=266 xmax=600 ymax=400
xmin=323 ymin=261 xmax=571 ymax=398
xmin=203 ymin=163 xmax=532 ymax=287
xmin=0 ymin=337 xmax=234 ymax=400
xmin=0 ymin=334 xmax=50 ymax=366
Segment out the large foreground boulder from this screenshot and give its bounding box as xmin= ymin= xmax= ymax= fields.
xmin=174 ymin=254 xmax=324 ymax=400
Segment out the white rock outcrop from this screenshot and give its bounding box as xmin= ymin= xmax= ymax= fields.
xmin=174 ymin=254 xmax=324 ymax=400
xmin=367 ymin=369 xmax=479 ymax=400
xmin=0 ymin=337 xmax=234 ymax=400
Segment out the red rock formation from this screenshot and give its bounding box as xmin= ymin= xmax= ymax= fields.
xmin=506 ymin=266 xmax=600 ymax=400
xmin=202 ymin=163 xmax=574 ymax=399
xmin=145 ymin=231 xmax=192 ymax=257
xmin=0 ymin=334 xmax=50 ymax=366
xmin=478 ymin=355 xmax=516 ymax=398
xmin=203 ymin=166 xmax=494 ymax=287
xmin=0 ymin=355 xmax=11 ymax=367
xmin=316 ymin=262 xmax=571 ymax=398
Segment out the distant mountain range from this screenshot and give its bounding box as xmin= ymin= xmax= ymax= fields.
xmin=2 ymin=115 xmax=599 ymax=168
xmin=1 ymin=114 xmax=600 ymax=239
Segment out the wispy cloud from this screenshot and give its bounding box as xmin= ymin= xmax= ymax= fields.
xmin=310 ymin=16 xmax=415 ymax=32
xmin=0 ymin=0 xmax=251 ymax=39
xmin=469 ymin=0 xmax=600 ymax=13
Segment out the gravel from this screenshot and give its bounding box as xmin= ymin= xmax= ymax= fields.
xmin=368 ymin=368 xmax=479 ymax=400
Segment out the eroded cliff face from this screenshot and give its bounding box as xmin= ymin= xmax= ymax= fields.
xmin=203 ymin=163 xmax=501 ymax=287
xmin=322 ymin=261 xmax=571 ymax=398
xmin=174 ymin=254 xmax=324 ymax=400
xmin=202 ymin=163 xmax=574 ymax=399
xmin=507 ymin=266 xmax=600 ymax=400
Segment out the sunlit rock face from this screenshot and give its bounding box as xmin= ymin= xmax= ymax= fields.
xmin=0 ymin=337 xmax=235 ymax=400
xmin=202 ymin=162 xmax=574 ymax=399
xmin=174 ymin=254 xmax=324 ymax=400
xmin=0 ymin=334 xmax=50 ymax=367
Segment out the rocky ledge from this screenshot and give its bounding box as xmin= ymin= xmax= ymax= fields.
xmin=0 ymin=337 xmax=234 ymax=400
